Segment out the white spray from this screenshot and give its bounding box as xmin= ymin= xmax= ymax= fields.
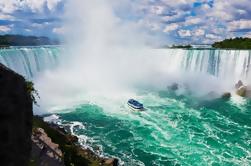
xmin=34 ymin=0 xmax=247 ymax=114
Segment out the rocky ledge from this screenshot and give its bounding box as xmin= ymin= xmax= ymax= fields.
xmin=0 ymin=63 xmax=33 ymax=166
xmin=32 ymin=116 xmax=119 ymax=166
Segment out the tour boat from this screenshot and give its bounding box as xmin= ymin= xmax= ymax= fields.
xmin=127 ymin=99 xmax=144 ymax=111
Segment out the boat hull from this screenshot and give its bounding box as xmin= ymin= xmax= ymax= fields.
xmin=127 ymin=103 xmax=144 ymax=111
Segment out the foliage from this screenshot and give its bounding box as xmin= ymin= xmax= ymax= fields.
xmin=212 ymin=37 xmax=251 ymax=49
xmin=0 ymin=34 xmax=59 ymax=46
xmin=26 ymin=81 xmax=40 ymax=105
xmin=171 ymin=44 xmax=192 ymax=49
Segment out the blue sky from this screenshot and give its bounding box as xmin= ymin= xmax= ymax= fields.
xmin=0 ymin=0 xmax=251 ymax=44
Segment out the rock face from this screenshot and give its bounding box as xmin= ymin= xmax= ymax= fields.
xmin=0 ymin=64 xmax=33 ymax=166
xmin=168 ymin=83 xmax=179 ymax=91
xmin=234 ymin=80 xmax=251 ymax=98
xmin=235 ymin=80 xmax=244 ymax=89
xmin=221 ymin=92 xmax=231 ymax=99
xmin=236 ymin=85 xmax=247 ymax=97
xmin=31 ymin=128 xmax=64 ymax=166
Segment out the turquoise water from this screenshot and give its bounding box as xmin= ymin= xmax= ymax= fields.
xmin=2 ymin=47 xmax=250 ymax=165
xmin=57 ymin=90 xmax=251 ymax=166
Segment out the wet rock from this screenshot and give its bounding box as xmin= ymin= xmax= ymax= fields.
xmin=168 ymin=83 xmax=179 ymax=91
xmin=234 ymin=80 xmax=251 ymax=98
xmin=235 ymin=80 xmax=244 ymax=89
xmin=104 ymin=158 xmax=119 ymax=166
xmin=31 ymin=128 xmax=64 ymax=166
xmin=66 ymin=134 xmax=78 ymax=143
xmin=33 ymin=128 xmax=63 ymax=158
xmin=236 ymin=85 xmax=247 ymax=97
xmin=221 ymin=92 xmax=231 ymax=99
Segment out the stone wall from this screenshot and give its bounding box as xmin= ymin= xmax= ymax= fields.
xmin=0 ymin=64 xmax=32 ymax=166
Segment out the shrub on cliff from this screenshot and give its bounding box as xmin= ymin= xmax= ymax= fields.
xmin=26 ymin=81 xmax=39 ymax=105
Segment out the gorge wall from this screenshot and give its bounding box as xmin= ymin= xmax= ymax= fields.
xmin=0 ymin=64 xmax=32 ymax=166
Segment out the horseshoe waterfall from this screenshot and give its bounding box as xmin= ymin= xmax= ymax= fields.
xmin=1 ymin=47 xmax=251 ymax=166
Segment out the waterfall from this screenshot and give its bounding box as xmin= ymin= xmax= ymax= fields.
xmin=153 ymin=49 xmax=251 ymax=82
xmin=183 ymin=49 xmax=251 ymax=80
xmin=0 ymin=47 xmax=250 ymax=82
xmin=0 ymin=46 xmax=61 ymax=79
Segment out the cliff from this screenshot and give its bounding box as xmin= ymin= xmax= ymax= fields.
xmin=32 ymin=116 xmax=119 ymax=166
xmin=0 ymin=63 xmax=33 ymax=166
xmin=0 ymin=63 xmax=118 ymax=166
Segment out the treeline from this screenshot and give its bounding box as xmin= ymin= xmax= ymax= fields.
xmin=171 ymin=45 xmax=192 ymax=49
xmin=212 ymin=37 xmax=251 ymax=49
xmin=0 ymin=35 xmax=59 ymax=46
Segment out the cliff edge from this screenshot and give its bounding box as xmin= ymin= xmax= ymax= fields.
xmin=0 ymin=64 xmax=33 ymax=166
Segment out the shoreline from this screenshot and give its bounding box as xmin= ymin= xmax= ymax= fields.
xmin=32 ymin=115 xmax=119 ymax=166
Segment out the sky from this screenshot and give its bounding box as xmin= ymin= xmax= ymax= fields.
xmin=0 ymin=0 xmax=251 ymax=44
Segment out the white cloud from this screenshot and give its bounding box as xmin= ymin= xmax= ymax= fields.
xmin=150 ymin=5 xmax=165 ymax=15
xmin=0 ymin=13 xmax=15 ymax=20
xmin=163 ymin=23 xmax=179 ymax=33
xmin=0 ymin=0 xmax=18 ymax=13
xmin=193 ymin=29 xmax=205 ymax=36
xmin=32 ymin=22 xmax=50 ymax=28
xmin=53 ymin=27 xmax=65 ymax=34
xmin=46 ymin=0 xmax=62 ymax=11
xmin=0 ymin=25 xmax=11 ymax=32
xmin=184 ymin=17 xmax=202 ymax=26
xmin=25 ymin=28 xmax=31 ymax=32
xmin=148 ymin=23 xmax=161 ymax=31
xmin=23 ymin=0 xmax=62 ymax=12
xmin=0 ymin=0 xmax=62 ymax=13
xmin=203 ymin=0 xmax=251 ymax=21
xmin=228 ymin=19 xmax=251 ymax=31
xmin=178 ymin=29 xmax=191 ymax=37
xmin=205 ymin=33 xmax=220 ymax=40
xmin=244 ymin=32 xmax=251 ymax=38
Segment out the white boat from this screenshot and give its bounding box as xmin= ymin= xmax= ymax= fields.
xmin=127 ymin=99 xmax=144 ymax=111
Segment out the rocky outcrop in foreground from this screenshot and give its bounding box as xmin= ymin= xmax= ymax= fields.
xmin=33 ymin=116 xmax=119 ymax=166
xmin=0 ymin=64 xmax=33 ymax=166
xmin=31 ymin=128 xmax=64 ymax=166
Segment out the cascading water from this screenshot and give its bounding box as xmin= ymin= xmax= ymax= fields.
xmin=1 ymin=47 xmax=251 ymax=82
xmin=184 ymin=49 xmax=251 ymax=80
xmin=0 ymin=46 xmax=61 ymax=79
xmin=152 ymin=49 xmax=251 ymax=82
xmin=1 ymin=46 xmax=251 ymax=165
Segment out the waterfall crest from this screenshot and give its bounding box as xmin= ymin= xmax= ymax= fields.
xmin=0 ymin=46 xmax=61 ymax=79
xmin=0 ymin=47 xmax=250 ymax=82
xmin=153 ymin=49 xmax=251 ymax=81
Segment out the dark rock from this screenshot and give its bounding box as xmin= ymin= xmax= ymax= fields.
xmin=104 ymin=158 xmax=119 ymax=166
xmin=0 ymin=63 xmax=33 ymax=166
xmin=221 ymin=92 xmax=231 ymax=99
xmin=168 ymin=83 xmax=179 ymax=91
xmin=66 ymin=134 xmax=78 ymax=143
xmin=235 ymin=80 xmax=244 ymax=89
